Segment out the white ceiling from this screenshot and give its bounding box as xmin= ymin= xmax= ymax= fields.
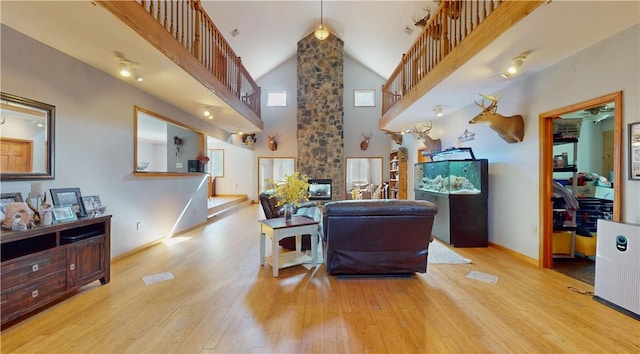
xmin=1 ymin=1 xmax=638 ymax=134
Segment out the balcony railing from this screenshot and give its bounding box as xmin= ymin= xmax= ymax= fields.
xmin=382 ymin=0 xmax=502 ymax=116
xmin=136 ymin=0 xmax=260 ymax=118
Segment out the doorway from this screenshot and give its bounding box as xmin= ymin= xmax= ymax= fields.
xmin=538 ymin=91 xmax=623 ymax=271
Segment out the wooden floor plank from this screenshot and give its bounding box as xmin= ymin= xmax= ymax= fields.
xmin=2 ymin=204 xmax=639 ymax=353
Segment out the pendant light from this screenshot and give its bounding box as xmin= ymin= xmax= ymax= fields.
xmin=314 ymin=0 xmax=329 ymax=40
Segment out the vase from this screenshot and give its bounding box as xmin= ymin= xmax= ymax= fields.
xmin=283 ymin=204 xmax=294 ymax=223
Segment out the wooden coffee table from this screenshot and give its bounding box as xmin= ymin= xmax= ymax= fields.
xmin=259 ymin=216 xmax=319 ymax=277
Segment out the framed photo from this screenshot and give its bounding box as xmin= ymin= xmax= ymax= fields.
xmin=52 ymin=206 xmax=77 ymax=222
xmin=50 ymin=188 xmax=86 ymax=217
xmin=1 ymin=192 xmax=23 ymax=215
xmin=354 ymin=89 xmax=375 ymax=107
xmin=629 ymin=122 xmax=640 ymax=180
xmin=1 ymin=192 xmax=25 ymax=222
xmin=81 ymin=195 xmax=106 ymax=216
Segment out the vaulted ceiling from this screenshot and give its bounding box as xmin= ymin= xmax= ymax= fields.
xmin=1 ymin=1 xmax=638 ymax=134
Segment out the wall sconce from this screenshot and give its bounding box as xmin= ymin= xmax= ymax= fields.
xmin=433 ymin=105 xmax=443 ymax=118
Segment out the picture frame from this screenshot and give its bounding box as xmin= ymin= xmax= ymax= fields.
xmin=1 ymin=192 xmax=24 ymax=219
xmin=50 ymin=188 xmax=86 ymax=217
xmin=629 ymin=122 xmax=640 ymax=180
xmin=52 ymin=206 xmax=77 ymax=222
xmin=354 ymin=89 xmax=375 ymax=107
xmin=1 ymin=192 xmax=23 ymax=210
xmin=81 ymin=195 xmax=106 ymax=216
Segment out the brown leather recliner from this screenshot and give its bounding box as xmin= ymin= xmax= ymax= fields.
xmin=258 ymin=191 xmax=318 ymax=250
xmin=322 ymin=199 xmax=437 ymax=275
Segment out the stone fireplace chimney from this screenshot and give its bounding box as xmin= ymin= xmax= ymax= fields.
xmin=296 ymin=33 xmax=345 ymax=200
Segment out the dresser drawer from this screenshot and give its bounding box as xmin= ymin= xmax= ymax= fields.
xmin=1 ymin=269 xmax=66 ymax=324
xmin=1 ymin=249 xmax=67 ymax=289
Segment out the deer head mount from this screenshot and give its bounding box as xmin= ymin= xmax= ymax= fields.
xmin=383 ymin=130 xmax=403 ymax=145
xmin=412 ymin=122 xmax=442 ymax=153
xmin=469 ymin=91 xmax=525 ymax=144
xmin=412 ymin=7 xmax=431 ymax=27
xmin=360 ymin=132 xmax=373 ymax=150
xmin=266 ymin=132 xmax=279 ymax=151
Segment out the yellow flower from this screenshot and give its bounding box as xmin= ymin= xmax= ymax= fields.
xmin=269 ymin=171 xmax=310 ymax=207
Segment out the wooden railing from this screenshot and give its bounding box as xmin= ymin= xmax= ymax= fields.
xmin=382 ymin=0 xmax=502 ymax=116
xmin=137 ymin=0 xmax=260 ymax=118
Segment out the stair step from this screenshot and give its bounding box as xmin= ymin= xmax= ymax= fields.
xmin=207 ymin=196 xmax=251 ymax=220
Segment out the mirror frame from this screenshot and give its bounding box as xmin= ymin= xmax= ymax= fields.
xmin=134 ymin=105 xmax=205 ymax=176
xmin=539 ymin=91 xmax=622 ymax=268
xmin=0 ymin=92 xmax=55 ymax=180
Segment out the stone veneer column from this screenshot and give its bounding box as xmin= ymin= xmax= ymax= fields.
xmin=297 ymin=33 xmax=344 ymax=200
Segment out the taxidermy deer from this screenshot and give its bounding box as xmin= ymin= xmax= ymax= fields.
xmin=267 ymin=132 xmax=279 ymax=151
xmin=412 ymin=122 xmax=442 ymax=153
xmin=360 ymin=132 xmax=373 ymax=150
xmin=469 ymin=91 xmax=525 ymax=143
xmin=383 ymin=130 xmax=403 ymax=145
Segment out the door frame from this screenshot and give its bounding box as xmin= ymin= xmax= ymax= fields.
xmin=538 ymin=91 xmax=623 ymax=268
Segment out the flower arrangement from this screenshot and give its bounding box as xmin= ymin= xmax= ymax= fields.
xmin=269 ymin=171 xmax=310 ymax=207
xmin=351 ymin=186 xmax=362 ymax=200
xmin=196 ymin=154 xmax=210 ymax=164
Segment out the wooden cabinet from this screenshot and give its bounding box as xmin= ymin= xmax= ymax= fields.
xmin=1 ymin=215 xmax=111 ymax=325
xmin=389 ymin=149 xmax=407 ymax=199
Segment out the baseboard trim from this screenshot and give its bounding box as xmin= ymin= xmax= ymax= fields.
xmin=111 ymin=221 xmax=209 ymax=263
xmin=489 ymin=242 xmax=538 ymax=266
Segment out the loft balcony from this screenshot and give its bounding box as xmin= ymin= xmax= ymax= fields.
xmin=380 ymin=0 xmax=543 ymax=131
xmin=1 ymin=0 xmax=262 ymax=134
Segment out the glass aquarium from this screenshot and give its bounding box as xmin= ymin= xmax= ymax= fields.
xmin=415 ymin=148 xmax=486 ymax=194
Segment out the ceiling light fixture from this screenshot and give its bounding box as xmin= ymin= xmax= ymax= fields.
xmin=203 ymin=107 xmax=213 ymax=118
xmin=314 ymin=0 xmax=330 ymax=40
xmin=117 ymin=57 xmax=143 ymax=82
xmin=433 ymin=105 xmax=443 ymax=117
xmin=501 ymin=53 xmax=528 ymax=79
xmin=118 ymin=59 xmax=131 ymax=77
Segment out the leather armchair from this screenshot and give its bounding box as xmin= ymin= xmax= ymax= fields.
xmin=258 ymin=191 xmax=318 ymax=250
xmin=322 ymin=199 xmax=437 ymax=275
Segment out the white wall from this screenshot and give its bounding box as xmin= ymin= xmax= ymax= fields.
xmin=427 ymin=24 xmax=640 ymax=259
xmin=206 ymin=137 xmax=255 ymax=198
xmin=0 ymin=25 xmax=228 ymax=257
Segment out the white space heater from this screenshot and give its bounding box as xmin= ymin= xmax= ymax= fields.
xmin=594 ymin=220 xmax=640 ymax=320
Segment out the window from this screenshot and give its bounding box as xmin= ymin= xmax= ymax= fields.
xmin=354 ymin=89 xmax=375 ymax=107
xmin=266 ymin=90 xmax=287 ymax=107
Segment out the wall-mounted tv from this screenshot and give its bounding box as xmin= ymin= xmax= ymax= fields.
xmin=308 ymin=179 xmax=332 ymax=201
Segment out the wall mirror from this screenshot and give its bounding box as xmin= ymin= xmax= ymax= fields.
xmin=134 ymin=106 xmax=204 ymax=175
xmin=258 ymin=157 xmax=295 ymax=194
xmin=345 ymin=157 xmax=383 ymax=199
xmin=207 ymin=149 xmax=224 ymax=177
xmin=539 ymin=91 xmax=622 ymax=268
xmin=0 ymin=92 xmax=55 ymax=180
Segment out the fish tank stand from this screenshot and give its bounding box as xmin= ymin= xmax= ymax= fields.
xmin=415 ymin=148 xmax=488 ymax=247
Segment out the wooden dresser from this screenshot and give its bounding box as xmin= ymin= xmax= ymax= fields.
xmin=1 ymin=215 xmax=111 ymax=325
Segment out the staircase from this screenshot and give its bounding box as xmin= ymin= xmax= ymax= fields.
xmin=207 ymin=195 xmax=252 ymax=221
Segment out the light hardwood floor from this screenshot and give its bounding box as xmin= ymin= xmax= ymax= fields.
xmin=2 ymin=204 xmax=639 ymax=353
